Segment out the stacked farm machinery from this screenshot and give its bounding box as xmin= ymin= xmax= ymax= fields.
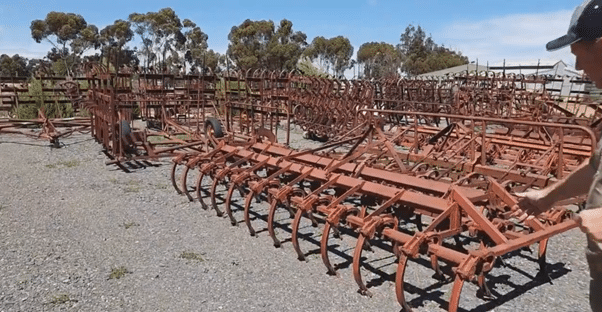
xmin=1 ymin=66 xmax=600 ymax=311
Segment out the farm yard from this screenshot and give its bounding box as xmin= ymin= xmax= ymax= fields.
xmin=1 ymin=3 xmax=601 ymax=312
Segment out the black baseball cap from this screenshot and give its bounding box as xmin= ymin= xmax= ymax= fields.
xmin=546 ymin=0 xmax=602 ymax=51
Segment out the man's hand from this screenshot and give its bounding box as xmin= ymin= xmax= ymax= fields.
xmin=515 ymin=190 xmax=552 ymax=216
xmin=575 ymin=208 xmax=602 ymax=242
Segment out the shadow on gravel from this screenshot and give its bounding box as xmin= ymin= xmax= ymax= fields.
xmin=106 ymin=158 xmax=163 ymax=173
xmin=1 ymin=136 xmax=95 ymax=148
xmin=0 ymin=140 xmax=59 ymax=147
xmin=58 ymin=137 xmax=96 ymax=147
xmin=402 ymin=253 xmax=571 ymax=312
xmin=192 ymin=192 xmax=574 ymax=312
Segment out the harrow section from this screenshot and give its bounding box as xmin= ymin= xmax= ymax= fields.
xmin=170 ymin=126 xmax=579 ymax=311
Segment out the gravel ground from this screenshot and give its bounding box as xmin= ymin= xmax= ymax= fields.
xmin=0 ymin=126 xmax=593 ymax=312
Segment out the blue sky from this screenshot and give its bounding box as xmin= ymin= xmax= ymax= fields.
xmin=0 ymin=0 xmax=581 ymax=68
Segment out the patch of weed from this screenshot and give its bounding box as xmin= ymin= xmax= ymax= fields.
xmin=124 ymin=180 xmax=141 ymax=193
xmin=155 ymin=183 xmax=169 ymax=190
xmin=122 ymin=222 xmax=140 ymax=229
xmin=108 ymin=266 xmax=131 ymax=280
xmin=59 ymin=160 xmax=80 ymax=168
xmin=124 ymin=185 xmax=140 ymax=193
xmin=45 ymin=160 xmax=80 ymax=169
xmin=48 ymin=293 xmax=77 ymax=305
xmin=175 ymin=134 xmax=191 ymax=141
xmin=147 ymin=135 xmax=167 ymax=143
xmin=179 ymin=251 xmax=204 ymax=262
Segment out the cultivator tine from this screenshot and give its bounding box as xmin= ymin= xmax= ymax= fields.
xmin=243 ymin=164 xmax=293 ymax=236
xmin=180 ymin=154 xmax=204 ymax=202
xmin=223 ymin=158 xmax=269 ymax=226
xmin=194 ymin=149 xmax=240 ymax=207
xmin=353 ymin=215 xmax=397 ymax=297
xmin=209 ymin=156 xmax=252 ymax=216
xmin=267 ymin=167 xmax=315 ymax=247
xmin=394 ymin=252 xmax=418 ymax=312
xmin=290 ymin=175 xmax=341 ymax=261
xmin=171 ymin=154 xmax=188 ymax=194
xmin=320 ymin=204 xmax=359 ymax=276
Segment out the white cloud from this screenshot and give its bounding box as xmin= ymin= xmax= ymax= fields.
xmin=436 ymin=10 xmax=576 ymax=67
xmin=367 ymin=0 xmax=378 ymax=6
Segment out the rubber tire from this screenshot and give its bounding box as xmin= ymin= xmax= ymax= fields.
xmin=205 ymin=117 xmax=224 ymax=138
xmin=119 ymin=120 xmax=132 ymax=138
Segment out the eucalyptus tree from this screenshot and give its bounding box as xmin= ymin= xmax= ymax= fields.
xmin=99 ymin=19 xmax=135 ymax=71
xmin=182 ymin=19 xmax=209 ymax=73
xmin=304 ymin=35 xmax=353 ymax=77
xmin=129 ymin=8 xmax=186 ymax=71
xmin=397 ymin=24 xmax=468 ymax=76
xmin=129 ymin=12 xmax=154 ymax=69
xmin=227 ymin=19 xmax=274 ymax=70
xmin=357 ymin=42 xmax=401 ymax=79
xmin=203 ymin=49 xmax=225 ymax=74
xmin=266 ymin=19 xmax=307 ymax=71
xmin=30 ymin=12 xmax=98 ymax=75
xmin=227 ymin=19 xmax=307 ymax=71
xmin=0 ymin=54 xmax=29 ymax=77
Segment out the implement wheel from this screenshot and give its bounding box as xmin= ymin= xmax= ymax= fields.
xmin=204 ymin=117 xmax=224 ymax=140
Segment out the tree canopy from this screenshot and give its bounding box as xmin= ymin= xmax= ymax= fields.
xmin=129 ymin=8 xmax=186 ymax=71
xmin=227 ymin=19 xmax=307 ymax=71
xmin=303 ymin=36 xmax=354 ymax=77
xmin=30 ymin=12 xmax=98 ymax=75
xmin=357 ymin=42 xmax=401 ymax=79
xmin=24 ymin=10 xmax=473 ymax=78
xmin=0 ymin=54 xmax=29 ymax=76
xmin=99 ymin=19 xmax=135 ymax=70
xmin=397 ymin=24 xmax=468 ymax=76
xmin=182 ymin=19 xmax=210 ymax=73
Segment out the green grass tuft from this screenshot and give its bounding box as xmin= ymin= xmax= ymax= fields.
xmin=48 ymin=293 xmax=77 ymax=305
xmin=108 ymin=266 xmax=131 ymax=280
xmin=122 ymin=222 xmax=140 ymax=229
xmin=59 ymin=160 xmax=80 ymax=168
xmin=179 ymin=251 xmax=204 ymax=262
xmin=45 ymin=160 xmax=80 ymax=169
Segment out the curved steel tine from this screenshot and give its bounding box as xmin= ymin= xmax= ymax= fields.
xmin=243 ymin=189 xmax=258 ymax=235
xmin=291 ymin=207 xmax=307 ymax=261
xmin=170 ymin=160 xmax=184 ymax=194
xmin=180 ymin=162 xmax=193 ymax=201
xmin=320 ymin=222 xmax=338 ymax=276
xmin=395 ymin=254 xmax=413 ymax=312
xmin=196 ymin=162 xmax=217 ymax=210
xmin=224 ymin=180 xmax=240 ymax=225
xmin=210 ymin=169 xmax=227 ymax=216
xmin=267 ymin=198 xmax=284 ymax=247
xmin=448 ymin=275 xmax=465 ymax=312
xmin=352 ymin=234 xmax=373 ymax=297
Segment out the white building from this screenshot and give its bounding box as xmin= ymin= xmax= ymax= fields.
xmin=419 ymin=61 xmax=589 ymax=97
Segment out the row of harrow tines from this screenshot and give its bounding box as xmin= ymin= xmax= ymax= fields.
xmin=169 ymin=127 xmax=579 ymax=312
xmin=362 ymin=110 xmax=596 ymax=191
xmin=86 ymin=72 xmax=222 ymax=169
xmin=378 ymin=71 xmax=597 ymax=123
xmin=292 ymin=71 xmax=598 ymax=141
xmin=221 ymin=69 xmax=294 ymax=145
xmin=291 ymin=75 xmax=374 ymax=140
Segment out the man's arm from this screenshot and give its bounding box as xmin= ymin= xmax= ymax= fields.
xmin=517 ymin=160 xmax=596 ymax=215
